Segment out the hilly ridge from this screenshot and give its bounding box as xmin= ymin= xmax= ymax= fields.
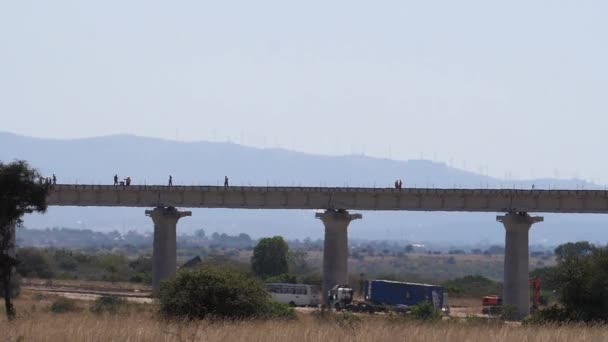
xmin=1 ymin=131 xmax=606 ymax=245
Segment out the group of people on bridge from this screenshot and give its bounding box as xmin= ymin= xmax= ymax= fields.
xmin=113 ymin=174 xmax=131 ymax=186
xmin=394 ymin=179 xmax=404 ymax=189
xmin=39 ymin=174 xmax=57 ymax=186
xmin=111 ymin=174 xmax=230 ymax=187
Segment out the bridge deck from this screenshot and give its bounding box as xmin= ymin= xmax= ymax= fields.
xmin=46 ymin=185 xmax=608 ymax=213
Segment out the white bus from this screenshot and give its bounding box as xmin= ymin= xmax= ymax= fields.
xmin=265 ymin=283 xmax=321 ymax=307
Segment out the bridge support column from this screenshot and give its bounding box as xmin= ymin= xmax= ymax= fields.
xmin=497 ymin=212 xmax=543 ymax=320
xmin=316 ymin=209 xmax=362 ymax=305
xmin=146 ymin=207 xmax=191 ymax=293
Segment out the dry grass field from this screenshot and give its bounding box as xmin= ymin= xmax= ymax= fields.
xmin=2 ymin=290 xmax=608 ymax=342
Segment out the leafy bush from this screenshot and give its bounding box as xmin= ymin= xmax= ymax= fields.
xmin=158 ymin=267 xmax=271 ymax=320
xmin=262 ymin=301 xmax=296 ymax=320
xmin=523 ymin=305 xmax=582 ymax=325
xmin=50 ymin=297 xmax=79 ymax=313
xmin=91 ymin=296 xmax=126 ymax=314
xmin=499 ymin=305 xmax=518 ymax=321
xmin=537 ymin=242 xmax=608 ymax=323
xmin=409 ymin=301 xmax=442 ymax=321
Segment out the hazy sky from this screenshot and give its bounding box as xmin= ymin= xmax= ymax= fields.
xmin=1 ymin=1 xmax=607 ymax=183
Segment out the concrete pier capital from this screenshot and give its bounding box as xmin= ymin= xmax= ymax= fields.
xmin=147 ymin=207 xmax=191 ymax=293
xmin=498 ymin=211 xmax=543 ymax=320
xmin=497 ymin=212 xmax=544 ymax=230
xmin=315 ymin=209 xmax=362 ymax=223
xmin=146 ymin=207 xmax=192 ymax=220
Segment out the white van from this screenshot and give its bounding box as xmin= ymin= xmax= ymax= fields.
xmin=265 ymin=283 xmax=321 ymax=307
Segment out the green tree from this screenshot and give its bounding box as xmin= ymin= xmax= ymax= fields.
xmin=194 ymin=228 xmax=206 ymax=239
xmin=554 ymin=241 xmax=594 ymax=263
xmin=529 ymin=242 xmax=608 ymax=323
xmin=0 ymin=160 xmax=48 ymax=319
xmin=251 ymin=236 xmax=289 ymax=279
xmin=551 ymin=244 xmax=608 ymax=321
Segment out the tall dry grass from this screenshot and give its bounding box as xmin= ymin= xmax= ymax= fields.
xmin=3 ymin=294 xmax=608 ymax=342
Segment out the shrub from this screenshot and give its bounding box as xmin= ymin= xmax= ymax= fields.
xmin=499 ymin=305 xmax=518 ymax=321
xmin=262 ymin=301 xmax=296 ymax=320
xmin=523 ymin=305 xmax=579 ymax=325
xmin=91 ymin=296 xmax=126 ymax=314
xmin=409 ymin=301 xmax=442 ymax=321
xmin=50 ymin=297 xmax=79 ymax=313
xmin=158 ymin=266 xmax=271 ymax=320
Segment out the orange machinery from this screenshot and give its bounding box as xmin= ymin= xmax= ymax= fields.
xmin=481 ymin=276 xmax=541 ymax=314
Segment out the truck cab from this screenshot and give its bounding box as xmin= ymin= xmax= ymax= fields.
xmin=327 ymin=284 xmax=354 ymax=310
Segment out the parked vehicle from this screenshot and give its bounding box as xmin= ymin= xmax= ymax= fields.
xmin=327 ymin=280 xmax=449 ymax=314
xmin=481 ymin=276 xmax=541 ymax=315
xmin=365 ymin=280 xmax=447 ymax=311
xmin=327 ymin=284 xmax=354 ymax=310
xmin=265 ymin=283 xmax=321 ymax=307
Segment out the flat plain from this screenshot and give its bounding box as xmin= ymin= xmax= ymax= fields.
xmin=2 ymin=290 xmax=607 ymax=342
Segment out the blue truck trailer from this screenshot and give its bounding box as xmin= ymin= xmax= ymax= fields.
xmin=328 ymin=280 xmax=448 ymax=314
xmin=364 ymin=280 xmax=446 ymax=310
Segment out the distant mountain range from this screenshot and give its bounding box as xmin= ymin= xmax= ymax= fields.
xmin=2 ymin=131 xmax=606 ymax=246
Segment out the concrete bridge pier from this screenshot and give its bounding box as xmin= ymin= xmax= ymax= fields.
xmin=146 ymin=207 xmax=192 ymax=293
xmin=316 ymin=209 xmax=362 ymax=305
xmin=497 ymin=212 xmax=543 ymax=320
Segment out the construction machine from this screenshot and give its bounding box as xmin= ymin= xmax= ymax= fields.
xmin=481 ymin=276 xmax=541 ymax=315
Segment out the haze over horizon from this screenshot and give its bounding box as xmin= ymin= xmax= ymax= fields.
xmin=2 ymin=132 xmax=608 ymax=246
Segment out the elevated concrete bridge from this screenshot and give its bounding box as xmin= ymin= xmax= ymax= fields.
xmin=44 ymin=184 xmax=608 ymax=318
xmin=48 ymin=184 xmax=608 ymax=213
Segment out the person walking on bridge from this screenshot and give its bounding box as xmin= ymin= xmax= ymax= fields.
xmin=114 ymin=174 xmax=119 ymax=186
xmin=52 ymin=174 xmax=57 ymax=185
xmin=224 ymin=176 xmax=229 ymax=187
xmin=168 ymin=175 xmax=173 ymax=186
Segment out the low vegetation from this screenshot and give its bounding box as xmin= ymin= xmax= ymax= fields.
xmin=50 ymin=297 xmax=80 ymax=313
xmin=442 ymin=275 xmax=501 ymax=298
xmin=4 ymin=301 xmax=608 ymax=342
xmin=16 ymin=248 xmax=152 ymax=284
xmin=409 ymin=301 xmax=443 ymax=321
xmin=90 ymin=296 xmax=126 ymax=315
xmin=159 ymin=266 xmax=294 ymax=320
